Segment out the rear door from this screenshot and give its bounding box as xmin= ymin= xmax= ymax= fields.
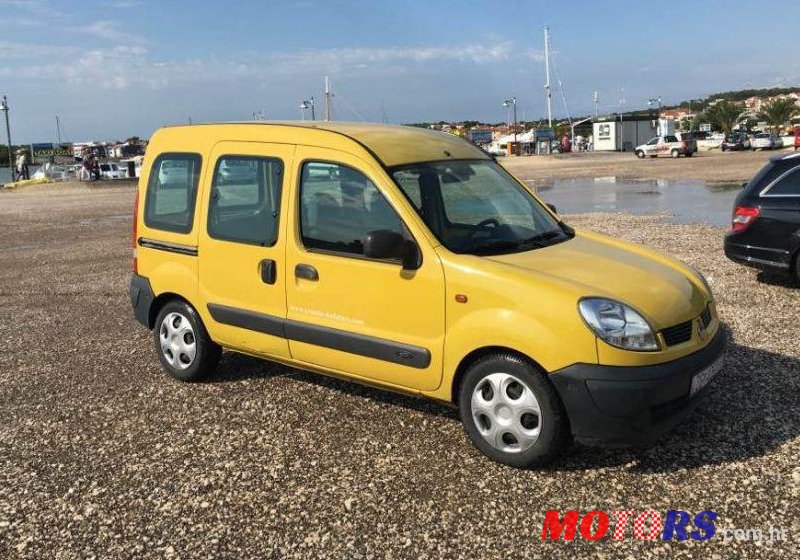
xmin=758 ymin=162 xmax=800 ymax=261
xmin=197 ymin=142 xmax=294 ymax=358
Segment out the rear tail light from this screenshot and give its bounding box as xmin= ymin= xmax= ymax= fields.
xmin=731 ymin=205 xmax=759 ymax=233
xmin=132 ymin=190 xmax=139 ymax=273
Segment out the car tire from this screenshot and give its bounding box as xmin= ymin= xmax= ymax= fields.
xmin=635 ymin=150 xmax=645 ymax=159
xmin=671 ymin=149 xmax=680 ymax=158
xmin=686 ymin=152 xmax=694 ymax=157
xmin=458 ymin=353 xmax=570 ymax=468
xmin=153 ymin=300 xmax=221 ymax=382
xmin=721 ymin=146 xmax=727 ymax=152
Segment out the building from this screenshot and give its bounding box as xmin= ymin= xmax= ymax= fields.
xmin=592 ymin=115 xmax=659 ymax=151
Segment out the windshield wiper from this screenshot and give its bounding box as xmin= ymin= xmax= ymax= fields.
xmin=470 ymin=230 xmax=564 ymax=255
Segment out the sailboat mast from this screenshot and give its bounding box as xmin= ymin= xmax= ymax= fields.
xmin=544 ymin=27 xmax=552 ymax=128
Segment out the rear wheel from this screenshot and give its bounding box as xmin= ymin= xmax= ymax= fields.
xmin=154 ymin=300 xmax=221 ymax=381
xmin=686 ymin=152 xmax=694 ymax=157
xmin=458 ymin=353 xmax=569 ymax=468
xmin=671 ymin=149 xmax=680 ymax=158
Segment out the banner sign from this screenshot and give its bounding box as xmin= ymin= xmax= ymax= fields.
xmin=30 ymin=142 xmax=73 ymax=163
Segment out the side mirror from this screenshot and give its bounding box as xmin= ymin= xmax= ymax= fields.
xmin=364 ymin=230 xmax=421 ymax=270
xmin=546 ymin=203 xmax=558 ymax=214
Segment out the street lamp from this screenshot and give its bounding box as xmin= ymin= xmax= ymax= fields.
xmin=648 ymin=96 xmax=662 ymax=135
xmin=502 ymin=97 xmax=517 ymax=143
xmin=300 ymin=97 xmax=315 ymax=121
xmin=1 ymin=95 xmax=13 ymax=182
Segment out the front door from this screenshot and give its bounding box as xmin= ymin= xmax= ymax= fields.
xmin=284 ymin=146 xmax=445 ymax=391
xmin=198 ymin=142 xmax=294 ymax=359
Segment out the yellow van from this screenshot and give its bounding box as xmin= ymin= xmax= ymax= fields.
xmin=129 ymin=122 xmax=725 ymax=467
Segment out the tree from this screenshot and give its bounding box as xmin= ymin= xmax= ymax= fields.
xmin=125 ymin=136 xmax=142 ymax=144
xmin=757 ymin=98 xmax=799 ymax=131
xmin=704 ymin=101 xmax=744 ymax=134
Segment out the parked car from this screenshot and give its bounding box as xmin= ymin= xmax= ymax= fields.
xmin=751 ymin=132 xmax=781 ymax=150
xmin=725 ymin=152 xmax=800 ymax=278
xmin=130 ymin=122 xmax=724 ymax=468
xmin=635 ymin=135 xmax=698 ymax=158
xmin=721 ymin=132 xmax=751 ymax=151
xmin=99 ymin=162 xmax=126 ymax=180
xmin=157 ymin=159 xmax=192 ymax=186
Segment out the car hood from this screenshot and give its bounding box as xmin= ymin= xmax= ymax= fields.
xmin=485 ymin=230 xmax=706 ymax=329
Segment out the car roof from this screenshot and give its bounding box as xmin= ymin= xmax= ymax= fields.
xmin=772 ymin=151 xmax=800 ymax=163
xmin=161 ymin=121 xmax=490 ymax=167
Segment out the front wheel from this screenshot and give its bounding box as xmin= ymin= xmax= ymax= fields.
xmin=671 ymin=149 xmax=680 ymax=158
xmin=458 ymin=353 xmax=570 ymax=468
xmin=154 ymin=300 xmax=221 ymax=381
xmin=635 ymin=150 xmax=645 ymax=159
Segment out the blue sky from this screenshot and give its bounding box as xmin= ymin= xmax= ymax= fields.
xmin=1 ymin=0 xmax=795 ymax=142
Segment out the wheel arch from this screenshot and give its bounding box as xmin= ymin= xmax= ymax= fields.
xmin=148 ymin=292 xmax=195 ymax=329
xmin=450 ymin=345 xmax=547 ymax=406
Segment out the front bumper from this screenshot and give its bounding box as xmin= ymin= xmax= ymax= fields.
xmin=550 ymin=328 xmax=726 ymax=446
xmin=724 ymin=237 xmax=790 ymax=271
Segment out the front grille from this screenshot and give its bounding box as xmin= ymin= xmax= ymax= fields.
xmin=699 ymin=305 xmax=712 ymax=329
xmin=661 ymin=320 xmax=692 ymax=346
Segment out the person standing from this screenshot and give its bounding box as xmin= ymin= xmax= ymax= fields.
xmin=16 ymin=150 xmax=29 ymax=180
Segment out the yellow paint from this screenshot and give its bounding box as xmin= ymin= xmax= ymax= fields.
xmin=137 ymin=122 xmax=718 ymax=403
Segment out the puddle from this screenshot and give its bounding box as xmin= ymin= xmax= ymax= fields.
xmin=528 ymin=178 xmax=742 ymax=226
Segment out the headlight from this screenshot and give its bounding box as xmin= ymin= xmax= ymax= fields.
xmin=578 ymin=298 xmax=659 ymax=351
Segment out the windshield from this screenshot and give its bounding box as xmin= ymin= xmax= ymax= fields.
xmin=390 ymin=160 xmax=570 ymax=255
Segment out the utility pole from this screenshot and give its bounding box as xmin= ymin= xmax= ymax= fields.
xmin=310 ymin=96 xmax=315 ymax=121
xmin=543 ymin=27 xmax=552 ymax=128
xmin=592 ymin=91 xmax=599 ymax=118
xmin=324 ymin=76 xmax=332 ymax=121
xmin=55 ymin=115 xmax=62 ymax=143
xmin=1 ymin=96 xmax=14 ymax=182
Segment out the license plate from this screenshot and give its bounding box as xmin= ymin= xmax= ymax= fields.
xmin=690 ymin=354 xmax=724 ymax=396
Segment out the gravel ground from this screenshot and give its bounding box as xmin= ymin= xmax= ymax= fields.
xmin=0 ymin=182 xmax=798 ymax=559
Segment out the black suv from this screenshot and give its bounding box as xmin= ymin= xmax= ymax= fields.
xmin=725 ymin=153 xmax=800 ymax=278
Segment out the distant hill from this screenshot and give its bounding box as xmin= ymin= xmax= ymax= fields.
xmin=670 ymin=87 xmax=800 ymax=111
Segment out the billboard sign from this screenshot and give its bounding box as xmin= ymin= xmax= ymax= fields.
xmin=30 ymin=143 xmax=73 ymax=164
xmin=468 ymin=130 xmax=492 ymax=144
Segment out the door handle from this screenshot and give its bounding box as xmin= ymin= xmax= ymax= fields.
xmin=295 ymin=263 xmax=319 ymax=281
xmin=260 ymin=259 xmax=277 ymax=285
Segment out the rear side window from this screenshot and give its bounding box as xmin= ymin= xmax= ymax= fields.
xmin=300 ymin=161 xmax=402 ymax=256
xmin=144 ymin=153 xmax=202 ymax=233
xmin=765 ymin=165 xmax=800 ymax=196
xmin=208 ymin=156 xmax=283 ymax=246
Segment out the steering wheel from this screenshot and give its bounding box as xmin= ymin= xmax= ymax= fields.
xmin=468 ymin=218 xmax=501 ymax=240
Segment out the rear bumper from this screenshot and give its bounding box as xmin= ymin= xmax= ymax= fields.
xmin=129 ymin=273 xmax=155 ymax=328
xmin=549 ymin=328 xmax=726 ymax=446
xmin=724 ymin=237 xmax=790 ymax=271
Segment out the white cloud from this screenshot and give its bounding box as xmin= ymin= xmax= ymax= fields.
xmin=83 ymin=20 xmax=144 ymax=43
